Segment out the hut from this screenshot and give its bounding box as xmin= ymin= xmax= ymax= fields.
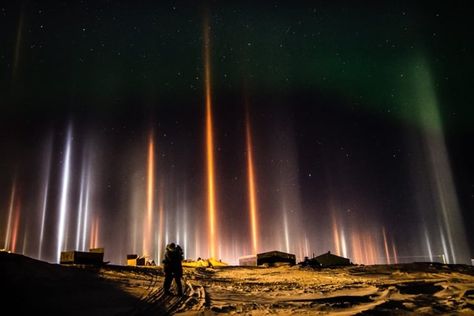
xmin=257 ymin=250 xmax=296 ymax=266
xmin=313 ymin=251 xmax=351 ymax=267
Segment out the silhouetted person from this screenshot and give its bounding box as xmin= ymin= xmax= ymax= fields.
xmin=162 ymin=242 xmax=184 ymax=296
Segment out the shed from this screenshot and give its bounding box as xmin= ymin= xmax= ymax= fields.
xmin=239 ymin=255 xmax=257 ymax=266
xmin=60 ymin=250 xmax=104 ymax=265
xmin=257 ymin=250 xmax=296 ymax=266
xmin=314 ymin=251 xmax=350 ymax=267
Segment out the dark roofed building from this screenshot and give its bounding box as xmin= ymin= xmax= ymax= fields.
xmin=60 ymin=250 xmax=104 ymax=265
xmin=257 ymin=250 xmax=296 ymax=266
xmin=314 ymin=251 xmax=351 ymax=267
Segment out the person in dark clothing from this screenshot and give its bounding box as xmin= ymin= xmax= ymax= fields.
xmin=162 ymin=242 xmax=184 ymax=296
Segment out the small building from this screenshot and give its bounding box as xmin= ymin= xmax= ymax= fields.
xmin=90 ymin=247 xmax=104 ymax=254
xmin=239 ymin=255 xmax=257 ymax=266
xmin=257 ymin=250 xmax=296 ymax=266
xmin=60 ymin=249 xmax=104 ymax=265
xmin=313 ymin=251 xmax=351 ymax=267
xmin=126 ymin=254 xmax=146 ymax=266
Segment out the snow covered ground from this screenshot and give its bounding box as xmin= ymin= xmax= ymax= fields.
xmin=2 ymin=252 xmax=473 ymax=315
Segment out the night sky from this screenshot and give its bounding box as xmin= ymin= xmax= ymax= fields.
xmin=1 ymin=1 xmax=473 ymax=265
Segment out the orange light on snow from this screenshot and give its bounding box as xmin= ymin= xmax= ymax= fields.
xmin=332 ymin=214 xmax=341 ymax=256
xmin=143 ymin=133 xmax=154 ymax=257
xmin=203 ymin=14 xmax=217 ymax=259
xmin=89 ymin=216 xmax=99 ymax=249
xmin=382 ymin=227 xmax=391 ymax=264
xmin=246 ymin=115 xmax=259 ymax=254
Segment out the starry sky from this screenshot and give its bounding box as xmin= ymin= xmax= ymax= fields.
xmin=0 ymin=1 xmax=473 ymax=264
